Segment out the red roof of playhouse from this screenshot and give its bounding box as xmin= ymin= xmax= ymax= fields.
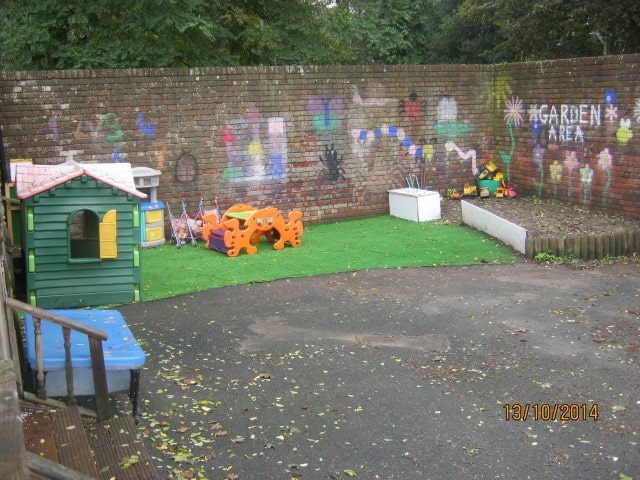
xmin=15 ymin=161 xmax=148 ymax=200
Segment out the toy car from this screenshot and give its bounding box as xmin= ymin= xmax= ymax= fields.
xmin=504 ymin=186 xmax=517 ymax=198
xmin=463 ymin=184 xmax=478 ymax=196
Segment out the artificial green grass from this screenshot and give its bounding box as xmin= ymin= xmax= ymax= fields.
xmin=141 ymin=215 xmax=517 ymax=301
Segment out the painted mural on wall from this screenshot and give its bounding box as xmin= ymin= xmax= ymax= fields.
xmin=43 ymin=100 xmax=290 ymax=190
xmin=347 ymin=85 xmax=478 ymax=198
xmin=220 ymin=104 xmax=288 ymax=182
xmin=29 ymin=86 xmax=640 ymax=210
xmin=308 ymin=93 xmax=346 ymax=181
xmin=506 ymin=87 xmax=640 ymax=206
xmin=34 ymin=85 xmax=477 ymax=200
xmin=42 ymin=85 xmax=478 ymax=201
xmin=44 ymin=109 xmax=169 ymax=171
xmin=501 ymin=96 xmax=523 ymax=182
xmin=3 ymin=61 xmax=640 ymax=224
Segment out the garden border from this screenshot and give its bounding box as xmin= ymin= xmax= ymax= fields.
xmin=461 ymin=200 xmax=640 ymax=260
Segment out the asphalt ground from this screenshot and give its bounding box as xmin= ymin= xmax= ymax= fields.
xmin=116 ymin=262 xmax=640 ymax=480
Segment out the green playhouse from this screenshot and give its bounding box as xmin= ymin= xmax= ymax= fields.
xmin=15 ymin=161 xmax=148 ymax=308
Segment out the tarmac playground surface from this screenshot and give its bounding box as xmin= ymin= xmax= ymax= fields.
xmin=116 ymin=262 xmax=640 ymax=479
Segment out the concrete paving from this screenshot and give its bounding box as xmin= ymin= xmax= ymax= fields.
xmin=116 ymin=262 xmax=640 ymax=480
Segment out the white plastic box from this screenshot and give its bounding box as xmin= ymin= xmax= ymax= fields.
xmin=388 ymin=188 xmax=441 ymax=222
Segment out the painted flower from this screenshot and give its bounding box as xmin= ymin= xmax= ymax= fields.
xmin=604 ymin=90 xmax=616 ymax=105
xmin=580 ymin=164 xmax=593 ymax=185
xmin=549 ymin=160 xmax=562 ymax=181
xmin=533 ymin=144 xmax=545 ymax=164
xmin=422 ymin=143 xmax=434 ymax=162
xmin=616 ymin=119 xmax=633 ymax=144
xmin=597 ymin=148 xmax=612 ymax=170
xmin=563 ymin=151 xmax=580 ymax=170
xmin=598 ymin=148 xmax=613 ymax=204
xmin=531 ymin=118 xmax=541 ymax=138
xmin=635 ymin=98 xmax=640 ymax=123
xmin=504 ymin=97 xmax=523 ymax=127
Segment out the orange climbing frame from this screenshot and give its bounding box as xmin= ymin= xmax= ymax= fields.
xmin=201 ymin=204 xmax=304 ymax=256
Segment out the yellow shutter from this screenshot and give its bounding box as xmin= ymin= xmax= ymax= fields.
xmin=99 ymin=209 xmax=118 ymax=258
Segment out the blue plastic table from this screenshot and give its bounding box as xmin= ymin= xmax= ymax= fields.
xmin=24 ymin=309 xmax=145 ymax=417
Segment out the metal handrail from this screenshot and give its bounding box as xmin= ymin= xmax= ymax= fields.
xmin=3 ymin=297 xmax=112 ymax=420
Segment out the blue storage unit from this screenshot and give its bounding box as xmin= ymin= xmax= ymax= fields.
xmin=24 ymin=309 xmax=146 ymax=397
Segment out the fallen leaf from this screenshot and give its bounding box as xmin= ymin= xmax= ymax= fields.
xmin=171 ymin=451 xmax=194 ymax=463
xmin=119 ymin=455 xmax=139 ymax=469
xmin=344 ymin=468 xmax=357 ymax=477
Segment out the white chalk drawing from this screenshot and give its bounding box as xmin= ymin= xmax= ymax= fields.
xmin=445 ymin=140 xmax=478 ymax=176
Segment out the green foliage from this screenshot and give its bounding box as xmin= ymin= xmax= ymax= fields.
xmin=331 ymin=0 xmax=482 ymax=64
xmin=459 ymin=0 xmax=640 ymax=61
xmin=0 ymin=0 xmax=352 ymax=70
xmin=1 ymin=0 xmax=639 ymax=70
xmin=0 ymin=0 xmax=232 ymax=69
xmin=534 ymin=249 xmax=578 ymax=265
xmin=534 ymin=251 xmax=559 ymax=263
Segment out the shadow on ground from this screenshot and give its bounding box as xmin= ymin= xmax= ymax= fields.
xmin=116 ymin=262 xmax=640 ymax=480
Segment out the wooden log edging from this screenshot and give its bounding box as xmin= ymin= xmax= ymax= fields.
xmin=525 ymin=230 xmax=640 ymax=260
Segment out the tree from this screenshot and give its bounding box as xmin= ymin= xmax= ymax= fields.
xmin=0 ymin=0 xmax=235 ymax=70
xmin=2 ymin=0 xmax=639 ymax=70
xmin=217 ymin=0 xmax=352 ymax=65
xmin=328 ymin=0 xmax=433 ymax=64
xmin=323 ymin=0 xmax=502 ymax=64
xmin=459 ymin=0 xmax=640 ymax=61
xmin=0 ymin=0 xmax=352 ymax=70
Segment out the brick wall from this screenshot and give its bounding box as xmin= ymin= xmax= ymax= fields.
xmin=1 ymin=56 xmax=639 ymax=225
xmin=497 ymin=55 xmax=640 ymax=217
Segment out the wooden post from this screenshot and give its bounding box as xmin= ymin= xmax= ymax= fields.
xmin=595 ymin=235 xmax=603 ymax=260
xmin=540 ymin=237 xmax=549 ymax=255
xmin=533 ymin=238 xmax=541 ymax=258
xmin=602 ymin=234 xmax=610 ymax=258
xmin=570 ymin=237 xmax=580 ymax=258
xmin=525 ymin=238 xmax=534 ymax=259
xmin=609 ymin=234 xmax=617 ymax=257
xmin=62 ymin=326 xmax=76 ymax=406
xmin=33 ymin=317 xmax=46 ymax=400
xmin=88 ymin=338 xmax=111 ymax=421
xmin=580 ymin=236 xmax=588 ymax=260
xmin=587 ymin=236 xmax=595 ymax=260
xmin=626 ymin=230 xmax=634 ymax=256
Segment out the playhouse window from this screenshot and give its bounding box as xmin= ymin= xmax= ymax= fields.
xmin=68 ymin=209 xmax=119 ymax=261
xmin=69 ymin=209 xmax=100 ymax=260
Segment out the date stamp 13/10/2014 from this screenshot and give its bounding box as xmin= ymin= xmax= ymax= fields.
xmin=503 ymin=403 xmax=599 ymax=422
